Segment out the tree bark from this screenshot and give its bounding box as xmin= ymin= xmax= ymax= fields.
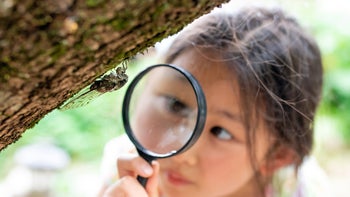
xmin=0 ymin=0 xmax=227 ymax=151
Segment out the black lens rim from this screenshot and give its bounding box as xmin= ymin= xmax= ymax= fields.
xmin=122 ymin=64 xmax=206 ymax=159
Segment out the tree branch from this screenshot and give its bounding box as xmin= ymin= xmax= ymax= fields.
xmin=0 ymin=0 xmax=228 ymax=151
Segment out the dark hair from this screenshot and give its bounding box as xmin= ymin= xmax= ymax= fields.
xmin=164 ymin=5 xmax=323 ymax=182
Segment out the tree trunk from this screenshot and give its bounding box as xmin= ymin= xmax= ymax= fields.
xmin=0 ymin=0 xmax=227 ymax=151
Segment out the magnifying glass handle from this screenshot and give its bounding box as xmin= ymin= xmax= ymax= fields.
xmin=137 ymin=175 xmax=148 ymax=187
xmin=137 ymin=150 xmax=154 ymax=187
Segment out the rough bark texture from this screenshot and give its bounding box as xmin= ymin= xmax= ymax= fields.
xmin=0 ymin=0 xmax=228 ymax=151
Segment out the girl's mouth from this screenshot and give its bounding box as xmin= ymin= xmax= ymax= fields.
xmin=165 ymin=170 xmax=193 ymax=186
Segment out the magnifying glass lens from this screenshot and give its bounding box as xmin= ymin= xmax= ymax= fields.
xmin=128 ymin=66 xmax=198 ymax=155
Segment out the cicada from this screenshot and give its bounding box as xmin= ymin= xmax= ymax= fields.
xmin=59 ymin=65 xmax=128 ymax=110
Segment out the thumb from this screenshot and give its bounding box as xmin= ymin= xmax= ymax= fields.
xmin=146 ymin=161 xmax=160 ymax=197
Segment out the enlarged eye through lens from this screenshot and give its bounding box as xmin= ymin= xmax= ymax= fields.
xmin=163 ymin=95 xmax=191 ymax=117
xmin=123 ymin=64 xmax=206 ymax=158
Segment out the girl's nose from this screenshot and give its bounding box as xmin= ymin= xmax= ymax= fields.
xmin=171 ymin=148 xmax=198 ymax=166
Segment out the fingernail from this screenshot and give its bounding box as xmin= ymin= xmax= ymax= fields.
xmin=142 ymin=165 xmax=153 ymax=175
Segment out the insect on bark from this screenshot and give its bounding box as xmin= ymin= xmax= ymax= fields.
xmin=59 ymin=65 xmax=128 ymax=110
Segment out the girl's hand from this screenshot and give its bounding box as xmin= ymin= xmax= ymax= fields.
xmin=103 ymin=154 xmax=160 ymax=197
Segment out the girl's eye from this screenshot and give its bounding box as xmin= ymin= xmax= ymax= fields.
xmin=164 ymin=96 xmax=190 ymax=117
xmin=210 ymin=126 xmax=233 ymax=141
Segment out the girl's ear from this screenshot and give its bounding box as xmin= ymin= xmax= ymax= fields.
xmin=259 ymin=145 xmax=297 ymax=177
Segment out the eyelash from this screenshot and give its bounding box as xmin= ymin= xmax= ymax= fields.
xmin=210 ymin=126 xmax=234 ymax=141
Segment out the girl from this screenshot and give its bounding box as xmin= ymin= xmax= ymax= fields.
xmin=100 ymin=6 xmax=325 ymax=197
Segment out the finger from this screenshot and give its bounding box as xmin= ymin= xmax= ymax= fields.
xmin=146 ymin=161 xmax=160 ymax=197
xmin=104 ymin=176 xmax=148 ymax=197
xmin=117 ymin=154 xmax=153 ymax=178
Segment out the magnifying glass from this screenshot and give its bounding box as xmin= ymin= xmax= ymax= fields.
xmin=122 ymin=64 xmax=206 ymax=186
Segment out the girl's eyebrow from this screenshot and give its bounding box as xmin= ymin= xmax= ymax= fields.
xmin=216 ymin=109 xmax=242 ymax=122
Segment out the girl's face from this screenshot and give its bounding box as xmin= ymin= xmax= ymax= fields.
xmin=134 ymin=48 xmax=273 ymax=197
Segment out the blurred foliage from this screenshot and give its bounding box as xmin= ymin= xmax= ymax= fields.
xmin=320 ymin=69 xmax=350 ymax=145
xmin=313 ymin=12 xmax=350 ymax=146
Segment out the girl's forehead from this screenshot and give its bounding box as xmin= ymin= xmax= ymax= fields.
xmin=171 ymin=49 xmax=236 ymax=91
